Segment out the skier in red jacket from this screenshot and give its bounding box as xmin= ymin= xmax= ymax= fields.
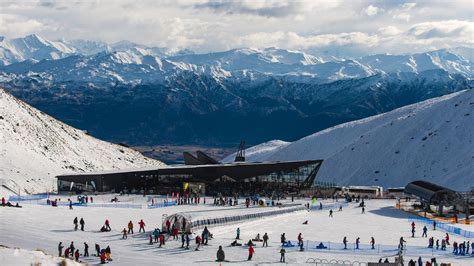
xmin=138 ymin=219 xmax=146 ymax=233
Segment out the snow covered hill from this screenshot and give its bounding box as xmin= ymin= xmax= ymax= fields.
xmin=0 ymin=88 xmax=165 ymax=196
xmin=239 ymin=90 xmax=474 ymax=191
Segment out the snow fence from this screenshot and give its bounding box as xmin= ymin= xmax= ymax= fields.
xmin=189 ymin=205 xmax=306 ymax=231
xmin=408 ymin=216 xmax=474 ymax=238
xmin=310 ymin=201 xmax=349 ymax=211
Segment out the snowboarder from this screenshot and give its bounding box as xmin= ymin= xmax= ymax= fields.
xmin=248 ymin=245 xmax=255 ymax=260
xmin=58 ymin=242 xmax=64 ymax=257
xmin=370 ymin=237 xmax=375 ymax=249
xmin=128 ymin=220 xmax=134 ymax=234
xmin=80 ymin=218 xmax=85 ymax=231
xmin=216 ymin=246 xmax=225 ymax=262
xmin=73 ymin=217 xmax=78 ymax=231
xmin=84 ymin=242 xmax=89 ymax=257
xmin=138 ymin=219 xmax=146 ymax=233
xmin=263 ymin=233 xmax=269 ymax=247
xmin=104 ymin=219 xmax=111 ymax=231
xmin=422 ymin=226 xmax=428 ymax=237
xmin=236 ymin=227 xmax=240 ymax=239
xmin=343 ymin=236 xmax=348 ymax=249
xmin=329 ymin=209 xmax=333 ymax=217
xmin=280 ymin=248 xmax=286 ymax=262
xmin=122 ymin=228 xmax=128 ymax=239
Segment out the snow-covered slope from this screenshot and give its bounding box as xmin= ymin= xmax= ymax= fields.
xmin=221 ymin=140 xmax=290 ymax=163
xmin=0 ymin=88 xmax=165 ymax=196
xmin=241 ymin=90 xmax=474 ymax=191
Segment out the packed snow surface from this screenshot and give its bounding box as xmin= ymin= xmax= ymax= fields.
xmin=0 ymin=196 xmax=472 ymax=265
xmin=241 ymin=90 xmax=474 ymax=191
xmin=0 ymin=88 xmax=165 ymax=196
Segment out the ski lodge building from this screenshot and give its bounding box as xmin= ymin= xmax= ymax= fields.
xmin=56 ymin=147 xmax=323 ymax=196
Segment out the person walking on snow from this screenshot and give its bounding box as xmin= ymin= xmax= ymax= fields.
xmin=128 ymin=220 xmax=134 ymax=234
xmin=248 ymin=245 xmax=255 ymax=260
xmin=370 ymin=237 xmax=375 ymax=249
xmin=216 ymin=246 xmax=225 ymax=262
xmin=422 ymin=226 xmax=428 ymax=237
xmin=280 ymin=248 xmax=286 ymax=262
xmin=329 ymin=209 xmax=333 ymax=217
xmin=236 ymin=227 xmax=240 ymax=239
xmin=83 ymin=242 xmax=89 ymax=257
xmin=298 ymin=233 xmax=304 ymax=251
xmin=445 ymin=233 xmax=450 ymax=245
xmin=185 ymin=233 xmax=190 ymax=249
xmin=362 ymin=207 xmax=365 ymax=214
xmin=58 ymin=242 xmax=64 ymax=257
xmin=138 ymin=219 xmax=146 ymax=233
xmin=263 ymin=233 xmax=269 ymax=247
xmin=281 ymin=233 xmax=286 ymax=245
xmin=181 ymin=232 xmax=186 ymax=248
xmin=69 ymin=241 xmax=75 ymax=257
xmin=356 ymin=237 xmax=360 ymax=249
xmin=411 ymin=222 xmax=416 ymax=238
xmin=73 ymin=217 xmax=78 ymax=231
xmin=80 ymin=218 xmax=85 ymax=231
xmin=343 ymin=237 xmax=348 ymax=249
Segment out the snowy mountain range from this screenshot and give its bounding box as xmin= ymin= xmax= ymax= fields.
xmin=0 ymin=34 xmax=472 ymax=146
xmin=224 ymin=89 xmax=474 ymax=191
xmin=0 ymin=88 xmax=165 ymax=196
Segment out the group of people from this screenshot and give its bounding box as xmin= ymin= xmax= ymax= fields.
xmin=342 ymin=236 xmax=376 ymax=250
xmin=58 ymin=241 xmax=110 ymax=263
xmin=0 ymin=197 xmax=22 ymax=208
xmin=73 ymin=217 xmax=86 ymax=231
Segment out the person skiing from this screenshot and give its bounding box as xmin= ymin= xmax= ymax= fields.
xmin=138 ymin=219 xmax=146 ymax=233
xmin=422 ymin=226 xmax=428 ymax=237
xmin=128 ymin=220 xmax=134 ymax=234
xmin=58 ymin=242 xmax=64 ymax=257
xmin=329 ymin=209 xmax=333 ymax=217
xmin=236 ymin=227 xmax=240 ymax=239
xmin=104 ymin=219 xmax=111 ymax=231
xmin=84 ymin=242 xmax=89 ymax=257
xmin=399 ymin=237 xmax=406 ymax=251
xmin=216 ymin=245 xmax=225 ymax=262
xmin=73 ymin=217 xmax=78 ymax=231
xmin=355 ymin=237 xmax=360 ymax=249
xmin=95 ymin=244 xmax=100 ymax=256
xmin=80 ymin=218 xmax=85 ymax=231
xmin=248 ymin=244 xmax=255 ymax=260
xmin=343 ymin=236 xmax=348 ymax=249
xmin=370 ymin=237 xmax=375 ymax=249
xmin=280 ymin=248 xmax=286 ymax=262
xmin=195 ymin=235 xmax=202 ymax=251
xmin=122 ymin=228 xmax=128 ymax=239
xmin=263 ymin=233 xmax=269 ymax=247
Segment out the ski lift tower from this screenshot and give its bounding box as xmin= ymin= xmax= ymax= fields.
xmin=234 ymin=141 xmax=246 ymax=162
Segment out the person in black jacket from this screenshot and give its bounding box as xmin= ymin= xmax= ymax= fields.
xmin=216 ymin=245 xmax=225 ymax=262
xmin=95 ymin=243 xmax=100 ymax=256
xmin=73 ymin=217 xmax=78 ymax=231
xmin=83 ymin=242 xmax=89 ymax=257
xmin=80 ymin=218 xmax=85 ymax=231
xmin=58 ymin=242 xmax=64 ymax=257
xmin=69 ymin=241 xmax=75 ymax=256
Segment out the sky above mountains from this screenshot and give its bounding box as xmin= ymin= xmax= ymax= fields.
xmin=0 ymin=0 xmax=472 ymax=57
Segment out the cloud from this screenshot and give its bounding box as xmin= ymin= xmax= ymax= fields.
xmin=378 ymin=26 xmax=402 ymax=36
xmin=189 ymin=0 xmax=339 ymax=17
xmin=0 ymin=14 xmax=47 ymax=37
xmin=362 ymin=5 xmax=379 ymax=16
xmin=407 ymin=20 xmax=474 ymax=40
xmin=401 ymin=3 xmax=416 ymax=10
